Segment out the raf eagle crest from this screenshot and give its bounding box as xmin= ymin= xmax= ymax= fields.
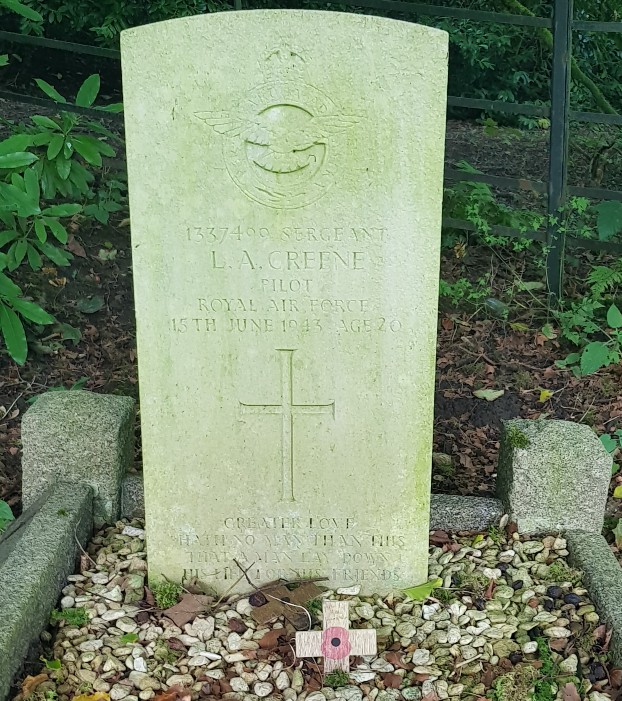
xmin=195 ymin=47 xmax=359 ymax=209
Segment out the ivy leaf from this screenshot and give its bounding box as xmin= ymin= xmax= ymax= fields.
xmin=580 ymin=342 xmax=611 ymax=375
xmin=403 ymin=578 xmax=443 ymax=602
xmin=607 ymin=304 xmax=622 ymax=329
xmin=75 ymin=75 xmax=100 ymax=108
xmin=0 ymin=303 xmax=27 ymax=365
xmin=76 ymin=295 xmax=105 ymax=314
xmin=594 ymin=201 xmax=622 ymax=241
xmin=600 ymin=434 xmax=618 ymax=454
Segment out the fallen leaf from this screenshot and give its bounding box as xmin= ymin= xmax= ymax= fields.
xmin=609 ymin=668 xmax=622 ymax=688
xmin=76 ymin=295 xmax=105 ymax=314
xmin=22 ymin=675 xmax=49 ymax=698
xmin=73 ymin=694 xmax=110 ymax=701
xmin=421 ymin=693 xmax=439 ymax=701
xmin=67 ymin=236 xmax=87 ymax=258
xmin=258 ymin=628 xmax=283 ymax=649
xmin=429 ymin=530 xmax=451 ymax=546
xmin=166 ymin=637 xmax=187 ymax=651
xmin=382 ymin=674 xmax=402 ymax=689
xmin=228 ymin=618 xmax=247 ymax=633
xmin=549 ymin=638 xmax=567 ymax=652
xmin=403 ymin=578 xmax=442 ymax=601
xmin=539 ymin=389 xmax=554 ymax=403
xmin=163 ymin=593 xmax=212 ymax=627
xmin=562 ymin=682 xmax=581 ymax=701
xmin=385 ymin=651 xmax=413 ymax=670
xmin=484 ymin=579 xmax=496 ymax=600
xmin=153 ymin=685 xmax=192 ymax=701
xmin=473 ymin=388 xmax=505 ymax=401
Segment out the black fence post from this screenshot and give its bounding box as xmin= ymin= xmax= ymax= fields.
xmin=546 ymin=0 xmax=573 ymax=301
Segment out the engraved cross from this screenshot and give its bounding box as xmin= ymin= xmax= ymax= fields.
xmin=240 ymin=348 xmax=334 ymax=502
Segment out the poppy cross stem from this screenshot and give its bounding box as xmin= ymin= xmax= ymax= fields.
xmin=295 ymin=600 xmax=377 ymax=672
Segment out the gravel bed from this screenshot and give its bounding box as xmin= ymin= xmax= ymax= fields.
xmin=11 ymin=519 xmax=618 ymax=701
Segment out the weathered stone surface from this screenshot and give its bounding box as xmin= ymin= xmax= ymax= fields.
xmin=122 ymin=11 xmax=448 ymax=592
xmin=496 ymin=419 xmax=611 ymax=533
xmin=122 ymin=473 xmax=145 ymax=519
xmin=566 ymin=531 xmax=622 ymax=666
xmin=430 ymin=495 xmax=503 ymax=531
xmin=22 ymin=391 xmax=135 ymax=525
xmin=0 ymin=482 xmax=93 ymax=701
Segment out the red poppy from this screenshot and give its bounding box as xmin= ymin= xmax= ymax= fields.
xmin=321 ymin=626 xmax=352 ymax=660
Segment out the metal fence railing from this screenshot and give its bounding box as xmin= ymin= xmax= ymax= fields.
xmin=1 ymin=0 xmax=621 ymax=297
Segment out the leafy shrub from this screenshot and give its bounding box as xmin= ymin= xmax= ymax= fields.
xmin=0 ymin=74 xmax=122 ymax=364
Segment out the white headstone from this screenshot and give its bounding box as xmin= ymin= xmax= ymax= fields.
xmin=122 ymin=10 xmax=448 ymax=593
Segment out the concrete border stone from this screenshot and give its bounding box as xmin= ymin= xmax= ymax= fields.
xmin=497 ymin=419 xmax=611 ymax=533
xmin=430 ymin=494 xmax=503 ymax=531
xmin=22 ymin=390 xmax=135 ymax=525
xmin=0 ymin=481 xmax=93 ymax=701
xmin=566 ymin=530 xmax=622 ymax=666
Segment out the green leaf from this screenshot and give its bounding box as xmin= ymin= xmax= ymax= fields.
xmin=0 ymin=271 xmax=21 ymax=298
xmin=26 ymin=243 xmax=42 ymax=270
xmin=31 ymin=115 xmax=60 ymax=130
xmin=0 ymin=152 xmax=38 ymax=169
xmin=34 ymin=219 xmax=47 ymax=243
xmin=35 ymin=241 xmax=72 ymax=267
xmin=96 ymin=102 xmax=124 ymax=113
xmin=12 ymin=298 xmax=54 ymax=324
xmin=0 ymin=303 xmax=27 ymax=365
xmin=403 ymin=578 xmax=443 ymax=601
xmin=57 ymin=322 xmax=81 ymax=344
xmin=594 ymin=201 xmax=622 ymax=241
xmin=600 ymin=435 xmax=618 ymax=454
xmin=75 ymin=74 xmax=100 ymax=108
xmin=41 ymin=658 xmax=61 ymax=670
xmin=13 ymin=239 xmax=27 ymax=267
xmin=119 ymin=633 xmax=139 ymax=644
xmin=0 ymin=182 xmax=40 ymax=217
xmin=607 ymin=304 xmax=622 ymax=329
xmin=541 ymin=323 xmax=557 ymax=339
xmin=473 ymin=388 xmax=505 ymax=401
xmin=0 ymin=500 xmax=14 ymax=523
xmin=23 ymin=167 xmax=39 ymax=203
xmin=47 ymin=134 xmax=64 ymax=160
xmin=614 ymin=519 xmax=622 ymax=548
xmin=0 ymin=135 xmax=35 ymax=156
xmin=34 ymin=79 xmax=66 ymax=104
xmin=2 ymin=0 xmax=43 ymax=21
xmin=55 ymin=157 xmax=71 ymax=181
xmin=0 ymin=55 xmax=7 ymax=68
xmin=72 ymin=136 xmax=102 ymax=167
xmin=43 ymin=218 xmax=67 ymax=244
xmin=614 ymin=486 xmax=622 ymax=499
xmin=0 ymin=229 xmax=19 ymax=247
xmin=76 ymin=295 xmax=104 ymax=314
xmin=580 ymin=342 xmax=611 ymax=375
xmin=42 ymin=204 xmax=81 ymax=218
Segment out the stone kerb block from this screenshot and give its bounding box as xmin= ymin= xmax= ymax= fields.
xmin=22 ymin=391 xmax=135 ymax=525
xmin=496 ymin=418 xmax=612 ymax=534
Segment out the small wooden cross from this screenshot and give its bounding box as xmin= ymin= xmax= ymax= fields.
xmin=251 ymin=582 xmax=324 ymax=630
xmin=296 ymin=600 xmax=377 ymax=672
